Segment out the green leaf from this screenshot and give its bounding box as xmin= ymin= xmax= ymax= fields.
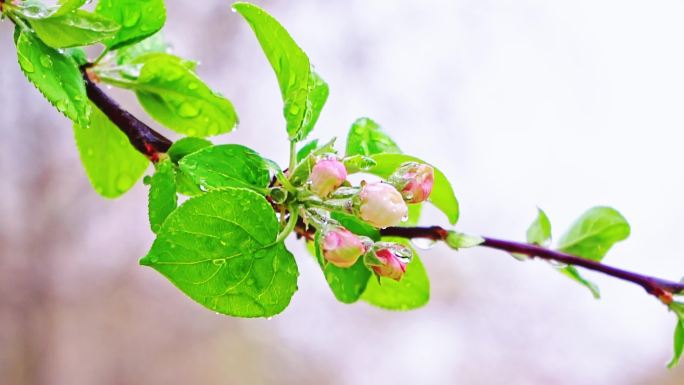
xmin=527 ymin=208 xmax=552 ymax=246
xmin=330 ymin=211 xmax=381 ymax=241
xmin=555 ymin=207 xmax=628 ymax=299
xmin=559 ymin=265 xmax=600 ymax=299
xmin=74 ymin=103 xmax=149 ymax=198
xmin=296 ymin=139 xmax=319 ymax=162
xmin=54 ymin=0 xmax=87 ymax=16
xmin=345 ymin=117 xmax=401 ymax=157
xmin=364 ymin=154 xmax=459 ymax=225
xmin=668 ymin=320 xmax=684 ymax=369
xmin=324 ymin=260 xmax=372 ymax=304
xmin=167 ymin=137 xmax=212 ymax=163
xmin=134 ymin=55 xmax=238 ymax=137
xmin=361 ymin=239 xmax=430 ymax=310
xmin=14 ymin=28 xmax=90 ymax=128
xmin=289 ymin=138 xmax=336 ymax=186
xmin=95 ymin=0 xmax=166 ymax=50
xmin=27 ymin=10 xmax=120 ymax=48
xmin=668 ymin=303 xmax=684 ymax=368
xmin=140 ymin=188 xmax=299 ymax=318
xmin=148 ymin=158 xmax=177 ymax=233
xmin=64 ymin=47 xmax=88 ymax=66
xmin=114 ymin=33 xmax=169 ymax=65
xmin=233 ymin=2 xmax=328 ymax=141
xmin=558 ymin=207 xmax=631 ymax=261
xmin=445 ymin=231 xmax=484 ymax=250
xmin=179 ymin=144 xmax=271 ymax=192
xmin=313 ymin=232 xmax=371 ymax=304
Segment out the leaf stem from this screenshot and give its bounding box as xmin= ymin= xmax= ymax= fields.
xmin=288 ymin=140 xmax=296 ymax=176
xmin=92 ymin=48 xmax=111 ymax=67
xmin=276 ymin=206 xmax=299 ymax=243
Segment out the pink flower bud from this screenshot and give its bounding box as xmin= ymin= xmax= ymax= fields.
xmin=358 ymin=182 xmax=408 ymax=228
xmin=389 ymin=162 xmax=435 ymax=203
xmin=370 ymin=244 xmax=412 ymax=281
xmin=309 ymin=158 xmax=347 ymax=197
xmin=321 ymin=227 xmax=366 ymax=268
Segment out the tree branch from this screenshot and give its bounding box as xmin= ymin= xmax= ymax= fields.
xmin=381 ymin=226 xmax=684 ymax=303
xmin=77 ymin=52 xmax=683 ymax=306
xmin=80 ymin=67 xmax=172 ymax=162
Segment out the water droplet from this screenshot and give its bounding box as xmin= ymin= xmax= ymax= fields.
xmin=178 ymin=102 xmax=200 ymax=118
xmin=212 ymin=259 xmax=226 ymax=266
xmin=288 ymin=104 xmax=300 ymax=116
xmin=411 ymin=238 xmax=436 ymax=250
xmin=18 ymin=55 xmax=35 ymax=73
xmin=116 ymin=175 xmax=132 ymax=192
xmin=266 ymin=317 xmax=273 ymax=321
xmin=188 ymin=82 xmax=199 ymax=90
xmin=55 ymin=100 xmax=69 ymax=112
xmin=39 ymin=55 xmax=52 ymax=68
xmin=122 ymin=9 xmax=141 ymax=27
xmin=549 ymin=260 xmax=568 ymax=269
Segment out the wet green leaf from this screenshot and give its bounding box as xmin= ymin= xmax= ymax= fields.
xmin=95 ymin=0 xmax=166 ymax=49
xmin=234 ymin=2 xmax=328 ymax=141
xmin=27 ymin=10 xmax=120 ymax=48
xmin=346 ymin=117 xmax=401 ymax=157
xmin=134 ymin=55 xmax=237 ymax=137
xmin=178 ymin=144 xmax=271 ymax=191
xmin=140 ymin=188 xmax=299 ymax=317
xmin=362 ymin=238 xmax=429 ymax=310
xmin=148 ymin=158 xmax=177 ymax=233
xmin=74 ymin=103 xmax=148 ymax=198
xmin=14 ymin=28 xmax=90 ymax=128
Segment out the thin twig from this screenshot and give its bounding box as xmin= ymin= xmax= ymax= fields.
xmin=381 ymin=225 xmax=683 ymax=303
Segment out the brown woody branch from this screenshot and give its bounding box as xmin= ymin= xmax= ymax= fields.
xmin=381 ymin=226 xmax=684 ymax=303
xmin=78 ymin=56 xmax=683 ymax=305
xmin=80 ymin=67 xmax=172 ymax=162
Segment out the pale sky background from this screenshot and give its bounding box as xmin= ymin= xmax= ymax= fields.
xmin=2 ymin=1 xmax=684 ymax=384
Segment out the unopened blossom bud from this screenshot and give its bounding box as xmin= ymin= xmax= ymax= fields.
xmin=358 ymin=182 xmax=408 ymax=228
xmin=309 ymin=158 xmax=347 ymax=197
xmin=388 ymin=162 xmax=435 ymax=204
xmin=321 ymin=227 xmax=366 ymax=268
xmin=368 ymin=243 xmax=412 ymax=281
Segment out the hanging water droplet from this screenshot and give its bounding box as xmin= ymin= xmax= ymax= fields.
xmin=411 ymin=238 xmax=436 ymax=250
xmin=549 ymin=260 xmax=568 ymax=269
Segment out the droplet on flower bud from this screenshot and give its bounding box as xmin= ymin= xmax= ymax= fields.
xmin=388 ymin=162 xmax=435 ymax=204
xmin=309 ymin=158 xmax=347 ymax=197
xmin=357 ymin=182 xmax=408 ymax=228
xmin=321 ymin=227 xmax=366 ymax=268
xmin=367 ymin=243 xmax=412 ymax=281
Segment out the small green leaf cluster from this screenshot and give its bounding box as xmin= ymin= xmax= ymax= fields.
xmin=4 ymin=0 xmax=235 ymax=197
xmin=522 ymin=207 xmax=630 ymax=298
xmin=100 ymin=2 xmax=458 ymax=317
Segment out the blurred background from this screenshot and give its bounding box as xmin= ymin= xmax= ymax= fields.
xmin=2 ymin=0 xmax=684 ymax=384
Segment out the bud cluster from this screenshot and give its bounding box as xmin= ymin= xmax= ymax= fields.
xmin=302 ymin=155 xmax=436 ymax=280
